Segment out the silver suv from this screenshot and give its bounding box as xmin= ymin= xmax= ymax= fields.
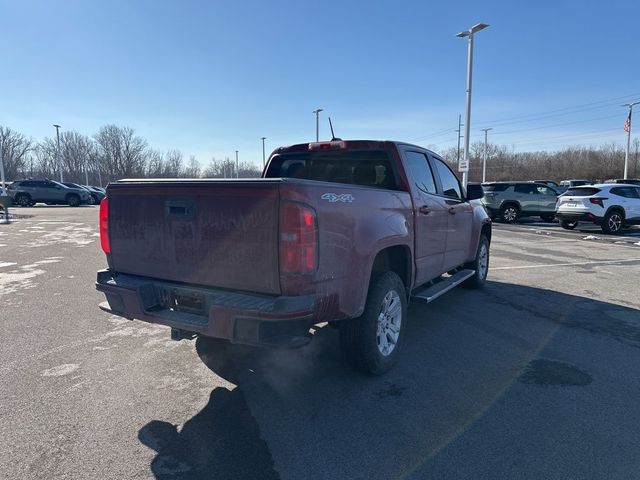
xmin=8 ymin=179 xmax=91 ymax=207
xmin=481 ymin=182 xmax=560 ymax=223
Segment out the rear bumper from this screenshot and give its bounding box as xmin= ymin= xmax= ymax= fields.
xmin=96 ymin=269 xmax=317 ymax=347
xmin=555 ymin=211 xmax=603 ymax=224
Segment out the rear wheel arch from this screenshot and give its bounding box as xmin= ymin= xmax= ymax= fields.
xmin=605 ymin=206 xmax=625 ymax=220
xmin=370 ymin=245 xmax=412 ymax=296
xmin=480 ymin=222 xmax=492 ymax=245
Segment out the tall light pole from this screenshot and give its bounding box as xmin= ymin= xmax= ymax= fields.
xmin=456 ymin=23 xmax=489 ymax=187
xmin=622 ymin=102 xmax=639 ymax=180
xmin=53 ymin=124 xmax=62 ymax=182
xmin=313 ymin=108 xmax=323 ymax=141
xmin=261 ymin=137 xmax=267 ymax=168
xmin=481 ymin=127 xmax=492 ymax=183
xmin=0 ymin=140 xmax=5 ymax=188
xmin=235 ymin=150 xmax=239 ymax=178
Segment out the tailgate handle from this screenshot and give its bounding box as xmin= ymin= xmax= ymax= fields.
xmin=165 ymin=199 xmax=196 ymax=219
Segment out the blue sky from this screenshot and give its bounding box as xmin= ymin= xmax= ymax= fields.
xmin=1 ymin=0 xmax=639 ymax=167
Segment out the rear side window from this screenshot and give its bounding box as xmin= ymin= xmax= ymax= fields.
xmin=432 ymin=158 xmax=462 ymax=199
xmin=611 ymin=187 xmax=640 ymax=198
xmin=514 ymin=184 xmax=538 ymax=194
xmin=404 ymin=151 xmax=436 ymax=194
xmin=266 ymin=150 xmax=397 ymax=189
xmin=565 ymin=187 xmax=601 ymax=196
xmin=483 ymin=183 xmax=511 ymax=192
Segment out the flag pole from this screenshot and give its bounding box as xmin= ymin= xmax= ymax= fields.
xmin=623 ymin=102 xmax=639 ymax=180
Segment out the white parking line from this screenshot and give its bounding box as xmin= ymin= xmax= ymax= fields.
xmin=492 ymin=258 xmax=640 ymax=270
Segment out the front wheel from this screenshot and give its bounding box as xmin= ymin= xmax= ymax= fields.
xmin=463 ymin=234 xmax=490 ymax=289
xmin=500 ymin=204 xmax=519 ymax=223
xmin=15 ymin=193 xmax=32 ymax=207
xmin=339 ymin=271 xmax=407 ymax=375
xmin=66 ymin=194 xmax=80 ymax=207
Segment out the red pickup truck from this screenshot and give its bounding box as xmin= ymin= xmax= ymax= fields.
xmin=96 ymin=140 xmax=491 ymax=374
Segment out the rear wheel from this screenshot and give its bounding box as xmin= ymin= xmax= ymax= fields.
xmin=602 ymin=210 xmax=624 ymax=234
xmin=463 ymin=234 xmax=490 ymax=289
xmin=339 ymin=271 xmax=407 ymax=375
xmin=560 ymin=220 xmax=578 ymax=230
xmin=500 ymin=204 xmax=519 ymax=223
xmin=540 ymin=214 xmax=555 ymax=222
xmin=66 ymin=194 xmax=80 ymax=207
xmin=15 ymin=193 xmax=32 ymax=207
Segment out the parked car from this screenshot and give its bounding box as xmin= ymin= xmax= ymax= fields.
xmin=604 ymin=178 xmax=640 ymax=186
xmin=556 ymin=184 xmax=640 ymax=234
xmin=62 ymin=182 xmax=104 ymax=205
xmin=481 ymin=181 xmax=559 ymax=223
xmin=8 ymin=179 xmax=91 ymax=207
xmin=96 ymin=139 xmax=492 ymax=374
xmin=559 ymin=179 xmax=592 ymax=188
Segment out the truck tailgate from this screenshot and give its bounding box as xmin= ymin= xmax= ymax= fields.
xmin=107 ymin=180 xmax=281 ymax=295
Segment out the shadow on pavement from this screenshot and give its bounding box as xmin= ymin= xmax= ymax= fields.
xmin=139 ymin=281 xmax=640 ymax=479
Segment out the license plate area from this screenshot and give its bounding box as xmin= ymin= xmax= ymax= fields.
xmin=170 ymin=289 xmax=206 ymax=315
xmin=566 ymin=202 xmax=578 ymax=207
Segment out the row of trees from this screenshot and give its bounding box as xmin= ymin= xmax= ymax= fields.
xmin=0 ymin=125 xmax=263 ymax=186
xmin=438 ymin=139 xmax=640 ymax=182
xmin=1 ymin=124 xmax=638 ymax=185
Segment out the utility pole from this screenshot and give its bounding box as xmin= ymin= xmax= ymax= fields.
xmin=0 ymin=140 xmax=5 ymax=188
xmin=456 ymin=23 xmax=489 ymax=187
xmin=313 ymin=108 xmax=323 ymax=142
xmin=235 ymin=150 xmax=239 ymax=178
xmin=481 ymin=128 xmax=492 ymax=183
xmin=53 ymin=124 xmax=62 ymax=182
xmin=261 ymin=137 xmax=267 ymax=168
xmin=622 ymin=102 xmax=639 ymax=180
xmin=456 ymin=114 xmax=463 ymax=165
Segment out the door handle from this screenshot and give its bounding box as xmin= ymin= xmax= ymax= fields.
xmin=419 ymin=205 xmax=431 ymax=215
xmin=448 ymin=207 xmax=456 ymax=215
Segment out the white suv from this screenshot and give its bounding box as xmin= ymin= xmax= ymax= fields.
xmin=556 ymin=184 xmax=640 ymax=234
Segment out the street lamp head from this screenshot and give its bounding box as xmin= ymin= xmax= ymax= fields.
xmin=313 ymin=108 xmax=323 ymax=114
xmin=260 ymin=136 xmax=266 ymax=141
xmin=53 ymin=124 xmax=61 ymax=129
xmin=456 ymin=23 xmax=489 ymax=37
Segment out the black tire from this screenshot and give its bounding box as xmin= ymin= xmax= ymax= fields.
xmin=540 ymin=214 xmax=555 ymax=222
xmin=500 ymin=204 xmax=519 ymax=223
xmin=15 ymin=193 xmax=32 ymax=207
xmin=560 ymin=220 xmax=577 ymax=230
xmin=339 ymin=271 xmax=407 ymax=375
xmin=601 ymin=209 xmax=624 ymax=234
xmin=463 ymin=234 xmax=490 ymax=289
xmin=66 ymin=194 xmax=80 ymax=207
xmin=87 ymin=195 xmax=96 ymax=205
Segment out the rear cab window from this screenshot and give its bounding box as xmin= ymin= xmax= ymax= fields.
xmin=265 ymin=150 xmax=398 ymax=190
xmin=431 ymin=157 xmax=462 ymax=200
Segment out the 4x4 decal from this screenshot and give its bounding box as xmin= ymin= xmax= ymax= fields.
xmin=321 ymin=193 xmax=354 ymax=203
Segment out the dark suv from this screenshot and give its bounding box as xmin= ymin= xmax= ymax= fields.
xmin=8 ymin=179 xmax=91 ymax=207
xmin=481 ymin=181 xmax=560 ymax=223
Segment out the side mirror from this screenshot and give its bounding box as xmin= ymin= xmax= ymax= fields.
xmin=466 ymin=183 xmax=484 ymax=201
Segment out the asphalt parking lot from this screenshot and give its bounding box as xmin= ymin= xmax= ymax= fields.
xmin=1 ymin=207 xmax=640 ymax=479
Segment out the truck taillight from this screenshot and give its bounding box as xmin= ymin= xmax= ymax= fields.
xmin=99 ymin=198 xmax=110 ymax=254
xmin=279 ymin=202 xmax=317 ymax=274
xmin=308 ymin=140 xmax=347 ymax=151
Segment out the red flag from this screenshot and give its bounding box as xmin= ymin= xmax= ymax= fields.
xmin=624 ymin=111 xmax=631 ymax=133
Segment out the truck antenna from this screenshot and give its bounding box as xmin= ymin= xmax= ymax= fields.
xmin=328 ymin=117 xmax=342 ymax=141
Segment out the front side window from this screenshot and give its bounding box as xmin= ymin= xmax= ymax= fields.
xmin=432 ymin=158 xmax=462 ymax=199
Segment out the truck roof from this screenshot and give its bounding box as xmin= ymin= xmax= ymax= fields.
xmin=274 ymin=139 xmax=438 ymax=156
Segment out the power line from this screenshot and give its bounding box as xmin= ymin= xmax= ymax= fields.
xmin=476 ymin=92 xmax=640 ymax=128
xmin=486 ymin=113 xmax=621 ymax=137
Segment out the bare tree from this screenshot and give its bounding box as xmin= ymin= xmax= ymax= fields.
xmin=184 ymin=155 xmax=201 ymax=178
xmin=0 ymin=126 xmax=32 ymax=180
xmin=94 ymin=125 xmax=148 ymax=182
